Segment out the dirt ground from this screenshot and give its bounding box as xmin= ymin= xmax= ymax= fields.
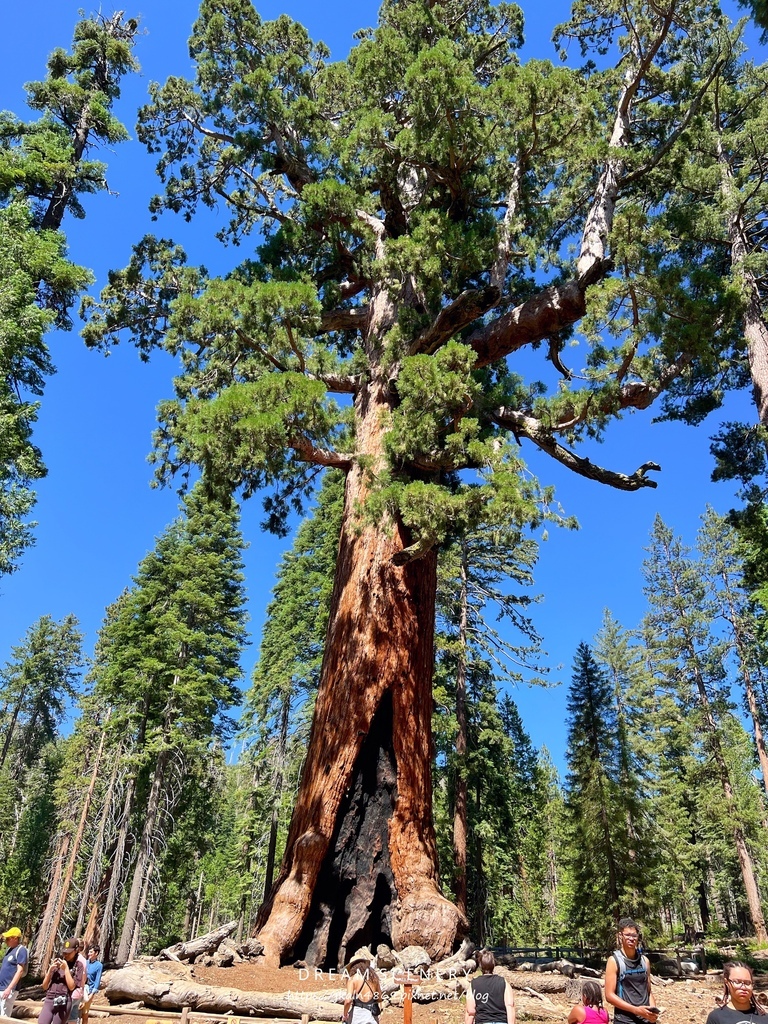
xmin=16 ymin=960 xmax=754 ymax=1024
xmin=187 ymin=960 xmax=766 ymax=1024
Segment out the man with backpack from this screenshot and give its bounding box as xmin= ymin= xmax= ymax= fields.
xmin=0 ymin=926 xmax=29 ymax=1018
xmin=605 ymin=918 xmax=659 ymax=1024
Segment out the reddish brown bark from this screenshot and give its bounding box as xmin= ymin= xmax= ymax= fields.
xmin=256 ymin=378 xmax=465 ymax=967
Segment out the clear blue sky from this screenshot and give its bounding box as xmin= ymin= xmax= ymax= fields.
xmin=0 ymin=0 xmax=762 ymax=771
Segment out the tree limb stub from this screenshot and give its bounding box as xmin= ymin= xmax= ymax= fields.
xmin=308 ymin=373 xmax=363 ymax=395
xmin=290 ymin=437 xmax=353 ymax=470
xmin=493 ymin=408 xmax=660 ymax=490
xmin=319 ymin=308 xmax=370 ymax=335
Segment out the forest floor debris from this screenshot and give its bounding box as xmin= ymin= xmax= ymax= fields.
xmin=13 ymin=959 xmax=767 ymax=1024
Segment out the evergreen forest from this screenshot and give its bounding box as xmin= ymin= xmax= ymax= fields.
xmin=4 ymin=0 xmax=768 ymax=969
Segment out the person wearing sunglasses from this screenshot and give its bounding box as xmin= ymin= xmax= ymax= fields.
xmin=706 ymin=962 xmax=766 ymax=1024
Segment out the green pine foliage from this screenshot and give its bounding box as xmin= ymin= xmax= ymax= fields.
xmin=86 ymin=483 xmax=248 ymax=958
xmin=0 ymin=15 xmax=138 ymax=574
xmin=564 ymin=642 xmax=625 ymax=941
xmin=0 ymin=614 xmax=84 ymax=925
xmin=81 ymin=0 xmax=761 ymax=547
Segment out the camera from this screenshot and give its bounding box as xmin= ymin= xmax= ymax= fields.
xmin=52 ymin=996 xmax=68 ymax=1009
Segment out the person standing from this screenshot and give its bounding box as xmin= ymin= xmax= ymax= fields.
xmin=605 ymin=918 xmax=659 ymax=1024
xmin=39 ymin=938 xmax=84 ymax=1024
xmin=0 ymin=926 xmax=29 ymax=1018
xmin=68 ymin=941 xmax=87 ymax=1022
xmin=80 ymin=946 xmax=103 ymax=1024
xmin=343 ymin=960 xmax=382 ymax=1024
xmin=706 ymin=962 xmax=766 ymax=1024
xmin=465 ymin=950 xmax=515 ymax=1024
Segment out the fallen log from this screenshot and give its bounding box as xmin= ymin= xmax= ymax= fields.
xmin=105 ymin=965 xmax=341 ymax=1020
xmin=523 ymin=987 xmax=561 ymax=1010
xmin=161 ymin=923 xmax=238 ymax=963
xmin=428 ymin=959 xmax=475 ymax=981
xmin=11 ymin=1004 xmax=315 ymax=1024
xmin=498 ymin=971 xmax=568 ymax=995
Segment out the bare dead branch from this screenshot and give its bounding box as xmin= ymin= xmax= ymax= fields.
xmin=492 ymin=407 xmax=660 ymax=490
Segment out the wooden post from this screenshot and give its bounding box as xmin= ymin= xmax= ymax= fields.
xmin=180 ymin=1007 xmax=190 ymax=1024
xmin=393 ymin=969 xmax=416 ymax=1024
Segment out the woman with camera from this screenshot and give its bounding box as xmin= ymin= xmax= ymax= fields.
xmin=38 ymin=938 xmax=85 ymax=1024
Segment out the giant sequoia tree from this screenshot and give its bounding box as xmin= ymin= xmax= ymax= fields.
xmin=85 ymin=0 xmax=760 ymax=965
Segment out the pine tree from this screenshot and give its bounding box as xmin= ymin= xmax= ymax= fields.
xmin=593 ymin=613 xmax=657 ymax=921
xmin=563 ymin=642 xmax=623 ymax=940
xmin=0 ymin=614 xmax=84 ymax=778
xmin=643 ymin=515 xmax=768 ymax=941
xmin=0 ymin=615 xmax=84 ymax=925
xmin=0 ymin=14 xmax=138 ymax=573
xmin=89 ymin=484 xmax=247 ymax=962
xmin=698 ymin=508 xmax=768 ymax=795
xmin=434 ymin=522 xmax=542 ymax=922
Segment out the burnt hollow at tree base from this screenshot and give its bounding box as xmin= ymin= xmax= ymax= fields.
xmin=294 ymin=694 xmax=396 ymax=968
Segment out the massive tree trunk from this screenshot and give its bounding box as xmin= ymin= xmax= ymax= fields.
xmin=256 ymin=377 xmax=465 ymax=967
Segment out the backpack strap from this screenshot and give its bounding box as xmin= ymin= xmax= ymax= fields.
xmin=612 ymin=951 xmax=625 ymax=998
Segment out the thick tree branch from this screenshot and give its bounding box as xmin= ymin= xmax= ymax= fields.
xmin=308 ymin=372 xmax=363 ymax=394
xmin=266 ymin=124 xmax=314 ymax=194
xmin=492 ymin=408 xmax=660 ymax=490
xmin=409 ymin=286 xmax=501 ymax=355
xmin=319 ymin=307 xmax=370 ymax=334
xmin=391 ymin=534 xmax=437 ymax=566
xmin=235 ymin=328 xmax=289 ymax=372
xmin=623 ymin=56 xmax=726 ymax=188
xmin=355 ymin=209 xmax=387 ymax=259
xmin=289 ymin=436 xmax=353 ymax=469
xmin=465 ymin=266 xmax=611 ymax=368
xmin=576 ymin=13 xmax=673 ymax=280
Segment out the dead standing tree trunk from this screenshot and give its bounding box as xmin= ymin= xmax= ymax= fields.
xmin=116 ymin=746 xmax=171 ymax=963
xmin=76 ymin=742 xmax=123 ymax=937
xmin=34 ymin=725 xmax=107 ymax=969
xmin=256 ymin=376 xmax=464 ymax=967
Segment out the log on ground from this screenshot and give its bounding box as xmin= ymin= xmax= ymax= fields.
xmin=499 ymin=971 xmax=568 ymax=994
xmin=161 ymin=922 xmax=238 ymax=962
xmin=105 ymin=966 xmax=341 ymax=1020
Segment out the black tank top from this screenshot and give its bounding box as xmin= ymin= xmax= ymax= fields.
xmin=612 ymin=950 xmax=649 ymax=1024
xmin=472 ymin=974 xmax=508 ymax=1024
